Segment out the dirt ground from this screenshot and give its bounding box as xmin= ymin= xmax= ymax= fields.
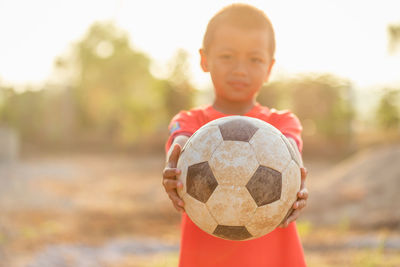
xmin=0 ymin=152 xmax=181 ymax=266
xmin=304 ymin=144 xmax=400 ymax=229
xmin=0 ymin=148 xmax=399 ymax=266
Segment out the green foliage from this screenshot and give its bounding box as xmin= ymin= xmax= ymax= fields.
xmin=59 ymin=21 xmax=196 ymax=145
xmin=0 ymin=88 xmax=46 ymax=142
xmin=258 ymin=74 xmax=356 ymax=156
xmin=0 ymin=86 xmax=77 ymax=145
xmin=0 ymin=22 xmax=196 ymax=148
xmin=388 ymin=24 xmax=400 ymax=54
xmin=258 ymin=74 xmax=355 ymax=139
xmin=0 ymin=86 xmax=15 ymax=123
xmin=292 ymin=74 xmax=354 ymax=138
xmin=257 ymin=79 xmax=292 ymax=109
xmin=163 ymin=49 xmax=194 ymax=118
xmin=376 ymin=88 xmax=400 ymax=130
xmin=62 ymin=21 xmax=165 ymax=143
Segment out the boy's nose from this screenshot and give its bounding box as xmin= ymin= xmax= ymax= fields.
xmin=232 ymin=61 xmax=247 ymax=77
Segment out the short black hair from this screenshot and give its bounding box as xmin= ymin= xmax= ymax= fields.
xmin=202 ymin=4 xmax=275 ymax=57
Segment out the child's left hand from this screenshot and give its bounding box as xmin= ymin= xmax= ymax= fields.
xmin=279 ymin=167 xmax=308 ymax=228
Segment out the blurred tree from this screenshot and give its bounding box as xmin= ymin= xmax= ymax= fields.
xmin=0 ymin=85 xmax=15 ymax=127
xmin=384 ymin=24 xmax=400 ymax=131
xmin=291 ymin=74 xmax=354 ymax=139
xmin=388 ymin=24 xmax=400 ymax=54
xmin=0 ymin=88 xmax=46 ymax=142
xmin=258 ymin=74 xmax=355 ymax=156
xmin=259 ymin=74 xmax=354 ymax=138
xmin=376 ymin=88 xmax=400 ymax=129
xmin=1 ymin=22 xmax=197 ymax=150
xmin=257 ymin=80 xmax=291 ymax=109
xmin=163 ymin=49 xmax=194 ymax=119
xmin=0 ymin=85 xmax=13 ymax=121
xmin=56 ymin=21 xmax=166 ymax=145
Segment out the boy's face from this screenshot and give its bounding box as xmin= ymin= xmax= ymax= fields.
xmin=200 ymin=24 xmax=275 ymax=104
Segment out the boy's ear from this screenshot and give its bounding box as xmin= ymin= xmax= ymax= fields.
xmin=263 ymin=58 xmax=276 ymax=82
xmin=199 ymin=48 xmax=209 ymax=72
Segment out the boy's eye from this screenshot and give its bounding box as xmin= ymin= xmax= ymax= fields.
xmin=251 ymin=57 xmax=264 ymax=63
xmin=220 ymin=54 xmax=232 ymax=60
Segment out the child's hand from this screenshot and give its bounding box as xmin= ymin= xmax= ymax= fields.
xmin=162 ymin=143 xmax=185 ymax=213
xmin=279 ymin=167 xmax=308 ymax=228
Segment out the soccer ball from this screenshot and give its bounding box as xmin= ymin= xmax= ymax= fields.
xmin=176 ymin=116 xmax=302 ymax=241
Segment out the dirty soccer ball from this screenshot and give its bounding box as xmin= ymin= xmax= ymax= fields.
xmin=176 ymin=116 xmax=302 ymax=241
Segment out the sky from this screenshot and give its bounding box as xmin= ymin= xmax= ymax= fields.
xmin=0 ymin=0 xmax=399 ymax=91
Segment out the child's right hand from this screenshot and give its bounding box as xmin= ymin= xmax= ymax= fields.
xmin=162 ymin=143 xmax=185 ymax=213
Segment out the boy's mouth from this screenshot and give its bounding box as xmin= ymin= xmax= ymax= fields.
xmin=227 ymin=80 xmax=249 ymax=90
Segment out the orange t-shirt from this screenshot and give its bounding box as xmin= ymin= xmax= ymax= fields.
xmin=166 ymin=103 xmax=306 ymax=267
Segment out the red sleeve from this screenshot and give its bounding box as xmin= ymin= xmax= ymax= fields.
xmin=268 ymin=110 xmax=303 ymax=153
xmin=165 ymin=110 xmax=202 ymax=154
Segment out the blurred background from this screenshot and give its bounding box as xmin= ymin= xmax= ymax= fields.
xmin=0 ymin=0 xmax=399 ymax=266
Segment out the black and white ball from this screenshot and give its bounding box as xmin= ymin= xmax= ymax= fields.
xmin=177 ymin=116 xmax=302 ymax=241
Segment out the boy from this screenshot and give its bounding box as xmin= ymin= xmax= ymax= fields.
xmin=162 ymin=4 xmax=308 ymax=267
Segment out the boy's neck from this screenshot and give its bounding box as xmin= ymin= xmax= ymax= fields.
xmin=212 ymin=99 xmax=256 ymax=115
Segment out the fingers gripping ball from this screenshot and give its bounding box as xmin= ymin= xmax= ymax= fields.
xmin=176 ymin=116 xmax=301 ymax=241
